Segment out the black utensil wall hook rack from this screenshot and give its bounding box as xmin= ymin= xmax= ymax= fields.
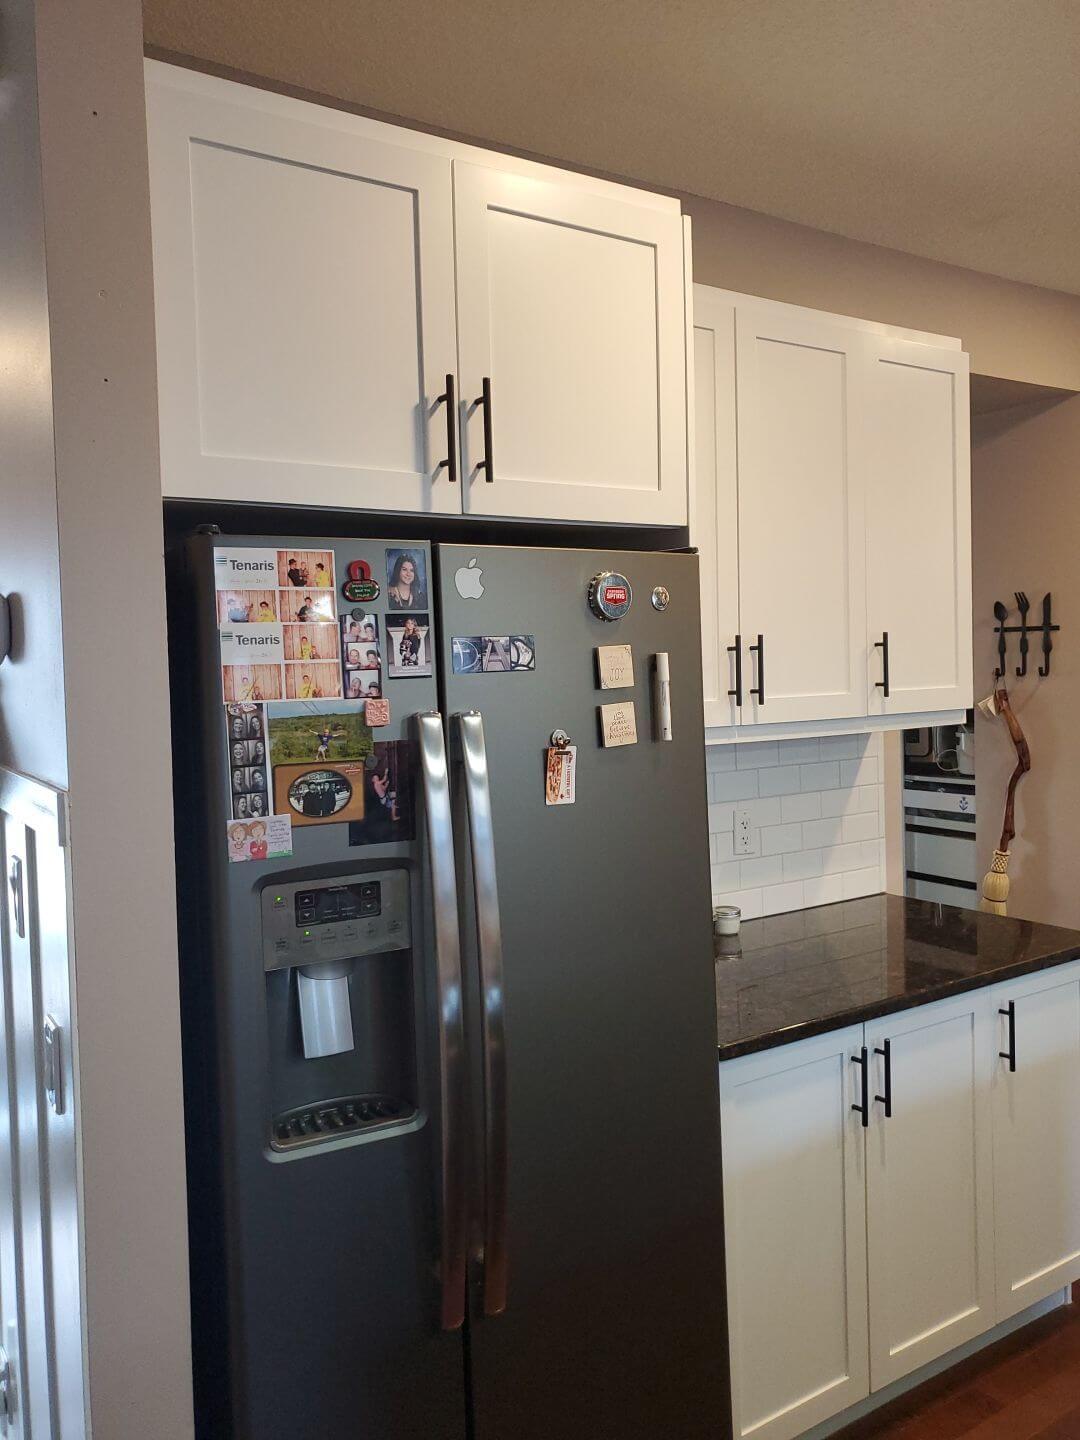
xmin=992 ymin=592 xmax=1061 ymax=678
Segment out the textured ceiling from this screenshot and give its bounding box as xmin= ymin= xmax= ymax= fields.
xmin=143 ymin=0 xmax=1080 ymax=295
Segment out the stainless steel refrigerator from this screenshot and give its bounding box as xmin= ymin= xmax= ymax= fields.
xmin=169 ymin=527 xmax=729 ymax=1440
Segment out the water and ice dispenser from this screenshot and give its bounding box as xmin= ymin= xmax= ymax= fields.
xmin=260 ymin=868 xmax=418 ymax=1149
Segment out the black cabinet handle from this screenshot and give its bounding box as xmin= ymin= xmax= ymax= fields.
xmin=999 ymin=1002 xmax=1017 ymax=1072
xmin=727 ymin=635 xmax=743 ymax=707
xmin=851 ymin=1046 xmax=869 ymax=1128
xmin=435 ymin=374 xmax=458 ymax=483
xmin=874 ymin=1039 xmax=892 ymax=1118
xmin=749 ymin=634 xmax=765 ymax=706
xmin=875 ymin=631 xmax=890 ymax=699
xmin=475 ymin=376 xmax=494 ymax=483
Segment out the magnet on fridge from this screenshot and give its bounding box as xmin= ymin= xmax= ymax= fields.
xmin=342 ymin=559 xmax=381 ymax=604
xmin=545 ymin=730 xmax=577 ymax=806
xmin=596 ymin=643 xmax=634 ymax=690
xmin=599 ymin=701 xmax=637 ymax=748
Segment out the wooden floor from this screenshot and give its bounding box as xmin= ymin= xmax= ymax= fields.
xmin=834 ymin=1294 xmax=1080 ymax=1439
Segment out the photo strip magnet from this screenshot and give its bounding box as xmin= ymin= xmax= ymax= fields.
xmin=224 ymin=703 xmax=271 ymax=818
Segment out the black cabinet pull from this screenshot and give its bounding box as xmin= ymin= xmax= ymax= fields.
xmin=874 ymin=1039 xmax=892 ymax=1118
xmin=475 ymin=376 xmax=494 ymax=483
xmin=749 ymin=634 xmax=765 ymax=706
xmin=727 ymin=635 xmax=743 ymax=707
xmin=435 ymin=374 xmax=458 ymax=483
xmin=999 ymin=1002 xmax=1017 ymax=1072
xmin=875 ymin=631 xmax=890 ymax=698
xmin=851 ymin=1046 xmax=869 ymax=1128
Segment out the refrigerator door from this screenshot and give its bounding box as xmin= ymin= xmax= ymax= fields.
xmin=172 ymin=534 xmax=467 ymax=1440
xmin=437 ymin=544 xmax=729 ymax=1440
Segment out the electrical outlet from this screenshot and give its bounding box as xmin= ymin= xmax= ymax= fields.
xmin=734 ymin=808 xmax=758 ymax=857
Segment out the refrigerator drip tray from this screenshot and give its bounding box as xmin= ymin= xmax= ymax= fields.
xmin=271 ymin=1093 xmax=415 ymax=1152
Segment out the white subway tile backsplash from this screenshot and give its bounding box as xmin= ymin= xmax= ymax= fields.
xmin=758 ymin=765 xmax=803 ymax=797
xmin=801 ymin=761 xmax=841 ymax=792
xmin=779 ymin=738 xmax=821 ymax=764
xmin=711 ymin=770 xmax=760 ymax=802
xmin=762 ymin=880 xmax=806 ymax=916
xmin=742 ymin=796 xmax=783 ymax=828
xmin=741 ymin=855 xmax=784 ymax=888
xmin=736 ymin=741 xmax=779 ymax=769
xmin=707 ymin=732 xmax=884 ymax=914
xmin=711 ymin=861 xmax=743 ymax=893
xmin=842 ymin=867 xmax=882 ymax=900
xmin=802 ymin=817 xmax=843 ymax=849
xmin=705 ymin=745 xmax=737 ymax=772
xmin=842 ymin=810 xmax=883 ymax=844
xmin=840 ymin=755 xmax=879 ymax=788
xmin=714 ymin=888 xmax=764 ymax=921
xmin=783 ymin=848 xmax=824 ymax=882
xmin=761 ymin=822 xmax=804 ymax=856
xmin=781 ymin=791 xmax=822 ymax=824
xmin=803 ymin=874 xmax=845 ymax=907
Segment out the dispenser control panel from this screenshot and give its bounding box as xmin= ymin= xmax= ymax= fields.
xmin=261 ymin=869 xmax=410 ymax=972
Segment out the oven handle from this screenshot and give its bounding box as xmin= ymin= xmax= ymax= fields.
xmin=453 ymin=711 xmax=509 ymax=1317
xmin=416 ymin=713 xmax=468 ymax=1331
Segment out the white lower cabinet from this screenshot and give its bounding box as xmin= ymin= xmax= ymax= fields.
xmin=721 ymin=972 xmax=1080 ymax=1439
xmin=864 ymin=993 xmax=996 ymax=1389
xmin=991 ymin=960 xmax=1080 ymax=1321
xmin=719 ymin=1027 xmax=869 ymax=1440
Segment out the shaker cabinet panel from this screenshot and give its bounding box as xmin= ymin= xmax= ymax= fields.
xmin=719 ymin=1028 xmax=870 ymax=1440
xmin=734 ymin=308 xmax=867 ymax=725
xmin=865 ymin=341 xmax=972 ymax=715
xmin=147 ymin=82 xmax=460 ymax=513
xmin=991 ymin=962 xmax=1080 ymax=1321
xmin=692 ymin=290 xmax=740 ymax=729
xmin=864 ymin=993 xmax=996 ymax=1389
xmin=453 ymin=163 xmax=688 ymax=526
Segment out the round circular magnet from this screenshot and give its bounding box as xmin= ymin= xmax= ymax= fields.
xmin=651 ymin=585 xmax=670 ymax=612
xmin=550 ymin=729 xmax=571 ymax=749
xmin=587 ymin=571 xmax=633 ymax=621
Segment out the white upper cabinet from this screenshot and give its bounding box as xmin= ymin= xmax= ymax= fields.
xmin=692 ymin=290 xmax=740 ymax=728
xmin=453 ymin=164 xmax=687 ymax=525
xmin=147 ymin=80 xmax=460 ymax=514
xmin=146 ymin=64 xmax=690 ymax=526
xmin=734 ymin=306 xmax=867 ymax=725
xmin=865 ymin=339 xmax=972 ymax=714
xmin=692 ymin=286 xmax=972 ymax=736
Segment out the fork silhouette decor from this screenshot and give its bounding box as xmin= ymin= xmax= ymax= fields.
xmin=991 ymin=592 xmax=1060 ymax=679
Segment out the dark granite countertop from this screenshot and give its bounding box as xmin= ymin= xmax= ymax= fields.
xmin=716 ymin=894 xmax=1080 ymax=1061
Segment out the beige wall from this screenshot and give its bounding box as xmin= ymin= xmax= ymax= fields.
xmin=972 ymin=394 xmax=1080 ymax=927
xmin=1 ymin=0 xmax=195 ymax=1434
xmin=683 ymin=193 xmax=1080 ymax=392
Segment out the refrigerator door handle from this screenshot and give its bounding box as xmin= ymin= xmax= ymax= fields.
xmin=416 ymin=713 xmax=469 ymax=1332
xmin=454 ymin=711 xmax=509 ymax=1317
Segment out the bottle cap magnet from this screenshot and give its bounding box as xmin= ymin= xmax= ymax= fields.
xmin=588 ymin=571 xmax=633 ymax=622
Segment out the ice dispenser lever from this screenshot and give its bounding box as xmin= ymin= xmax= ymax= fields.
xmin=297 ymin=960 xmax=355 ymax=1059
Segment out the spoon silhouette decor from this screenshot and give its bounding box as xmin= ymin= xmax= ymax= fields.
xmin=994 ymin=600 xmax=1009 ymax=678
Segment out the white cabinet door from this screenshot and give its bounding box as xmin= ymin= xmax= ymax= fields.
xmin=147 ymin=80 xmax=460 ymax=513
xmin=453 ymin=163 xmax=687 ymax=526
xmin=719 ymin=1028 xmax=869 ymax=1440
xmin=865 ymin=993 xmax=995 ymax=1389
xmin=991 ymin=961 xmax=1080 ymax=1321
xmin=734 ymin=306 xmax=867 ymax=724
xmin=692 ymin=288 xmax=740 ymax=730
xmin=865 ymin=340 xmax=972 ymax=714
